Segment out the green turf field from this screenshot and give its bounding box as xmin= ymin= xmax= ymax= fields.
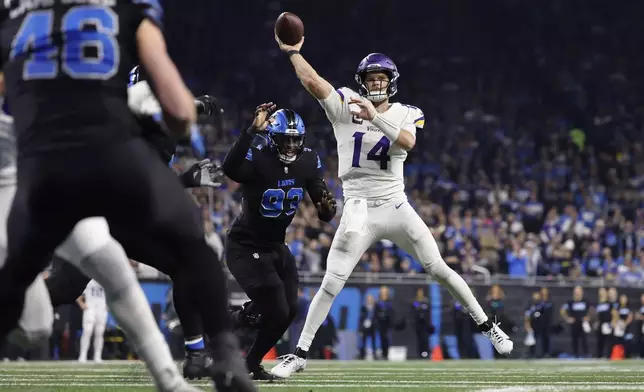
xmin=0 ymin=359 xmax=643 ymax=391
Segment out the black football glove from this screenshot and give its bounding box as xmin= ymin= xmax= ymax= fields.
xmin=194 ymin=95 xmax=223 ymax=117
xmin=316 ymin=190 xmax=337 ymax=222
xmin=179 ymin=159 xmax=224 ymax=188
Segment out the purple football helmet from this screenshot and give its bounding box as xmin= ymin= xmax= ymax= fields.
xmin=354 ymin=53 xmax=399 ymax=102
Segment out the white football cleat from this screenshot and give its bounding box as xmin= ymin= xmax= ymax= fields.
xmin=270 ymin=354 xmax=307 ymax=379
xmin=483 ymin=321 xmax=513 ymax=355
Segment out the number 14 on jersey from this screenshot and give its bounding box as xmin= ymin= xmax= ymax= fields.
xmin=351 ymin=132 xmax=390 ymax=170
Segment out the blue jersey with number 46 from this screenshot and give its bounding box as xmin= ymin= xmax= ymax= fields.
xmin=0 ymin=0 xmax=162 ymax=156
xmin=223 ymin=130 xmax=330 ymax=247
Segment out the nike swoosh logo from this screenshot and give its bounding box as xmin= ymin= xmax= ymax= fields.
xmin=395 ymin=202 xmax=404 ymax=209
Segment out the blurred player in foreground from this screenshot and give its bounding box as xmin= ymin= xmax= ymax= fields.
xmin=45 ymin=66 xmax=226 ymax=381
xmin=222 ymin=104 xmax=336 ymax=380
xmin=0 ymin=0 xmax=254 ymax=391
xmin=271 ymin=37 xmax=513 ymax=378
xmin=0 ymin=73 xmax=197 ymax=391
xmin=77 ymin=280 xmax=108 ymax=363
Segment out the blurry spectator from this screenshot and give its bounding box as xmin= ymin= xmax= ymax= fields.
xmin=443 ymin=239 xmax=462 ymax=273
xmin=525 ymin=236 xmax=543 ymax=276
xmin=478 ymin=224 xmax=502 ymax=273
xmin=583 ymin=242 xmax=603 ymax=277
xmin=611 ymin=294 xmax=633 ymax=357
xmin=593 ymin=287 xmax=613 ymax=358
xmin=487 ymin=285 xmax=505 ymax=317
xmin=302 ymin=239 xmax=322 ymax=273
xmin=359 ymin=294 xmax=376 ymax=360
xmin=636 ymin=294 xmax=644 ymax=359
xmin=410 ymin=288 xmax=432 ymax=359
xmin=603 ymin=249 xmax=619 ymax=281
xmin=381 ymin=255 xmax=397 ymax=274
xmin=617 ymin=257 xmax=643 ymax=287
xmin=375 ymin=286 xmax=395 ymax=360
xmin=561 ymin=286 xmax=590 ymax=358
xmin=524 ymin=291 xmax=541 ymax=358
xmin=523 ymin=192 xmax=544 ymax=234
xmin=537 ymin=287 xmax=554 ymax=357
xmin=506 ymin=241 xmax=528 ymax=277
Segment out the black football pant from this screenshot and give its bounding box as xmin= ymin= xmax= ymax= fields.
xmin=46 ymin=228 xmax=205 ymax=341
xmin=226 ymin=238 xmax=298 ymax=369
xmin=359 ymin=328 xmax=376 ymax=359
xmin=536 ymin=329 xmax=550 ymax=357
xmin=0 ymin=138 xmax=230 ymax=344
xmin=378 ymin=327 xmax=390 ymax=359
xmin=570 ymin=323 xmax=588 ymax=357
xmin=415 ymin=325 xmax=430 ymax=358
xmin=596 ymin=331 xmax=611 ymax=358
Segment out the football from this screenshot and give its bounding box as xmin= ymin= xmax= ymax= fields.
xmin=275 ymin=12 xmax=304 ymax=46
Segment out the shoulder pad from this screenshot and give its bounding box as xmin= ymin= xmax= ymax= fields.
xmin=401 ymin=104 xmax=425 ymax=128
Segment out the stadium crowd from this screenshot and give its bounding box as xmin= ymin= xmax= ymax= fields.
xmin=157 ymin=1 xmax=644 ymax=283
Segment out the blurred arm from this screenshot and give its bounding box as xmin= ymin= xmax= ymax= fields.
xmin=136 ymin=20 xmax=195 ymax=136
xmin=222 ymin=128 xmax=256 ymax=183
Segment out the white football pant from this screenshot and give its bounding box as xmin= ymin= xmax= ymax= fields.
xmin=297 ymin=197 xmax=488 ymax=350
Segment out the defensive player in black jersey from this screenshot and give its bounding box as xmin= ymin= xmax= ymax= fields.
xmin=222 ymin=104 xmax=337 ymax=380
xmin=0 ymin=1 xmax=254 ymax=391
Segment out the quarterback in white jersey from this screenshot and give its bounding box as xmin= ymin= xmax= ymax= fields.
xmin=77 ymin=280 xmax=108 ymax=363
xmin=271 ymin=37 xmax=513 ymax=378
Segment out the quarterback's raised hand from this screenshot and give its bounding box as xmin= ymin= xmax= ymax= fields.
xmin=348 ymin=97 xmax=378 ymax=121
xmin=316 ymin=190 xmax=337 ymax=222
xmin=179 ymin=159 xmax=224 ymax=188
xmin=275 ymin=32 xmax=304 ymax=53
xmin=250 ymin=102 xmax=277 ymax=132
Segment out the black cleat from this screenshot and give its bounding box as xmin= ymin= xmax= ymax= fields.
xmin=248 ymin=365 xmax=276 ymax=381
xmin=182 ymin=349 xmax=213 ymax=380
xmin=209 ymin=332 xmax=257 ymax=392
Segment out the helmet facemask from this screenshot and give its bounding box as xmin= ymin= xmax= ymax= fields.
xmin=361 ymin=72 xmax=392 ymax=102
xmin=270 ymin=131 xmax=305 ymax=164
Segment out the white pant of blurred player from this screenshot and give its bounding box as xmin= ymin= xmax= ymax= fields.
xmin=0 ymin=178 xmax=53 ymax=344
xmin=78 ymin=306 xmax=108 ymax=363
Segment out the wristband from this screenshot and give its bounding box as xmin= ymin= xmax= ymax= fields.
xmin=287 ymin=50 xmax=300 ymax=57
xmin=371 ymin=113 xmax=401 ymax=142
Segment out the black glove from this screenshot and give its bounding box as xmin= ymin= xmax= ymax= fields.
xmin=316 ymin=190 xmax=337 ymax=222
xmin=179 ymin=159 xmax=224 ymax=188
xmin=194 ymin=95 xmax=222 ymax=117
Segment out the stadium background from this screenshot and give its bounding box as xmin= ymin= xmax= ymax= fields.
xmin=5 ymin=0 xmax=644 ymax=363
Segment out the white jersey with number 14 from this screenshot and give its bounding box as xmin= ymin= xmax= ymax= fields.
xmin=318 ymin=87 xmax=424 ymax=200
